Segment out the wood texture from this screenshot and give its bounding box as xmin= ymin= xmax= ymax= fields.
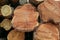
xmin=12 ymin=3 xmax=39 ymax=32
xmin=34 ymin=23 xmax=59 ymax=40
xmin=0 ymin=0 xmax=7 ymax=6
xmin=7 ymin=30 xmax=25 ymax=40
xmin=29 ymin=0 xmax=43 ymax=6
xmin=1 ymin=5 xmax=13 ymax=16
xmin=38 ymin=0 xmax=60 ymax=23
xmin=0 ymin=19 xmax=12 ymax=31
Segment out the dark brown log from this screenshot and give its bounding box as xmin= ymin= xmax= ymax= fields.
xmin=0 ymin=0 xmax=8 ymax=6
xmin=29 ymin=0 xmax=44 ymax=6
xmin=11 ymin=0 xmax=19 ymax=3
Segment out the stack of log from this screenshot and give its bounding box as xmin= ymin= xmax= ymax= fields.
xmin=0 ymin=0 xmax=59 ymax=40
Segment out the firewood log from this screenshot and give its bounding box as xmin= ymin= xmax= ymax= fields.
xmin=7 ymin=30 xmax=25 ymax=40
xmin=12 ymin=3 xmax=39 ymax=32
xmin=34 ymin=23 xmax=59 ymax=40
xmin=1 ymin=5 xmax=13 ymax=17
xmin=38 ymin=0 xmax=60 ymax=23
xmin=29 ymin=0 xmax=44 ymax=6
xmin=0 ymin=0 xmax=8 ymax=6
xmin=0 ymin=19 xmax=12 ymax=31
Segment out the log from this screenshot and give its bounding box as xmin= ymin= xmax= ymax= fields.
xmin=38 ymin=0 xmax=60 ymax=23
xmin=34 ymin=23 xmax=59 ymax=40
xmin=0 ymin=19 xmax=12 ymax=31
xmin=29 ymin=0 xmax=43 ymax=6
xmin=12 ymin=3 xmax=39 ymax=32
xmin=0 ymin=0 xmax=8 ymax=6
xmin=7 ymin=30 xmax=25 ymax=40
xmin=1 ymin=5 xmax=13 ymax=17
